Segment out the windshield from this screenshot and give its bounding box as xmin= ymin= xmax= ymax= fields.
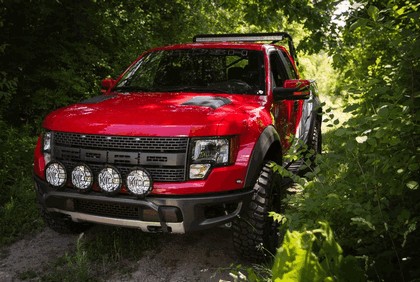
xmin=114 ymin=48 xmax=265 ymax=95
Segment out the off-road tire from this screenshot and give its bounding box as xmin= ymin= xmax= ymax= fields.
xmin=308 ymin=117 xmax=322 ymax=157
xmin=299 ymin=117 xmax=322 ymax=174
xmin=232 ymin=161 xmax=281 ymax=262
xmin=40 ymin=205 xmax=91 ymax=234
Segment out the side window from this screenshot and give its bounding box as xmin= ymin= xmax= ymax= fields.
xmin=280 ymin=50 xmax=298 ymax=79
xmin=269 ymin=51 xmax=287 ymax=88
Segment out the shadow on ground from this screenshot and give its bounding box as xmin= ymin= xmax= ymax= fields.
xmin=0 ymin=226 xmax=246 ymax=281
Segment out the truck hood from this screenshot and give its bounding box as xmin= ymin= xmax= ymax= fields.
xmin=43 ymin=92 xmax=266 ymax=136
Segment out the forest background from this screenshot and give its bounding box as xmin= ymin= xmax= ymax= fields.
xmin=0 ymin=0 xmax=419 ymax=281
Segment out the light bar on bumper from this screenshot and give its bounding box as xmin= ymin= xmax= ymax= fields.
xmin=45 ymin=161 xmax=67 ymax=187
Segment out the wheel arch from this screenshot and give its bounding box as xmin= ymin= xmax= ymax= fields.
xmin=244 ymin=126 xmax=282 ymax=188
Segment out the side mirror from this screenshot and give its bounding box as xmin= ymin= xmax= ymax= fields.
xmin=273 ymin=79 xmax=311 ymax=101
xmin=101 ymin=78 xmax=116 ymax=93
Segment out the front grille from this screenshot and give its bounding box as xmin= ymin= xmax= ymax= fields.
xmin=54 ymin=132 xmax=188 ymax=152
xmin=52 ymin=132 xmax=188 ymax=183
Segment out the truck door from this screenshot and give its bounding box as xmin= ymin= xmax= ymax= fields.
xmin=279 ymin=49 xmax=302 ymax=135
xmin=269 ymin=49 xmax=301 ymax=150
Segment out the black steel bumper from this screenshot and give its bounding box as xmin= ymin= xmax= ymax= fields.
xmin=34 ymin=176 xmax=253 ymax=233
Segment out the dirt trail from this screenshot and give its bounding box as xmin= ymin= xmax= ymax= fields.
xmin=107 ymin=229 xmax=242 ymax=281
xmin=0 ymin=227 xmax=244 ymax=281
xmin=0 ymin=229 xmax=77 ymax=281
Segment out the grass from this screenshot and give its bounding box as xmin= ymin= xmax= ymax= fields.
xmin=18 ymin=226 xmax=160 ymax=281
xmin=0 ymin=121 xmax=44 ymax=247
xmin=0 ymin=162 xmax=44 ymax=247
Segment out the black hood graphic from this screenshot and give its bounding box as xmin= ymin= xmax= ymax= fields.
xmin=182 ymin=96 xmax=232 ymax=109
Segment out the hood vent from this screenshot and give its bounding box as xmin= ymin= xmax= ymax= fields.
xmin=182 ymin=96 xmax=231 ymax=109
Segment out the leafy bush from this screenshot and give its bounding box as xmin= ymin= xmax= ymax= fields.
xmin=0 ymin=120 xmax=43 ymax=246
xmin=272 ymin=222 xmax=364 ymax=281
xmin=273 ymin=1 xmax=420 ymax=280
xmin=280 ymin=121 xmax=419 ymax=280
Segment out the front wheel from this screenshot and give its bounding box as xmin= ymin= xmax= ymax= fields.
xmin=232 ymin=161 xmax=282 ymax=262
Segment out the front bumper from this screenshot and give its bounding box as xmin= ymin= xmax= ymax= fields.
xmin=34 ymin=176 xmax=253 ymax=233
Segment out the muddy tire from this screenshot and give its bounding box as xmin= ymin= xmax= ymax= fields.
xmin=40 ymin=206 xmax=91 ymax=234
xmin=232 ymin=161 xmax=282 ymax=262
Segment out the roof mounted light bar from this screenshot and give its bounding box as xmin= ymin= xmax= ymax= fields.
xmin=193 ymin=33 xmax=287 ymax=43
xmin=193 ymin=32 xmax=298 ymax=62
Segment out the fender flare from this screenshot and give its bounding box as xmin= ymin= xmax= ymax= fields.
xmin=244 ymin=125 xmax=281 ymax=188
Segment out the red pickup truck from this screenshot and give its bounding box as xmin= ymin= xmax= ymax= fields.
xmin=33 ymin=32 xmax=322 ymax=261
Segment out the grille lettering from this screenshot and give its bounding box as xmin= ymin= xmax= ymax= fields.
xmin=53 ymin=132 xmax=188 ymax=182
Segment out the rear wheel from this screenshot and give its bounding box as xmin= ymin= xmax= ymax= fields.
xmin=308 ymin=117 xmax=322 ymax=156
xmin=232 ymin=161 xmax=282 ymax=262
xmin=40 ymin=205 xmax=91 ymax=234
xmin=301 ymin=117 xmax=322 ymax=173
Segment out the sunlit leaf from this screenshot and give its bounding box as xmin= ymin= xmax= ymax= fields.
xmin=343 ymin=104 xmax=359 ymax=113
xmin=351 ymin=217 xmax=375 ymax=230
xmin=406 ymin=181 xmax=419 ymax=190
xmin=367 ymin=5 xmax=380 ymax=21
xmin=355 ymin=136 xmax=368 ymax=143
xmin=349 ymin=18 xmax=368 ymax=31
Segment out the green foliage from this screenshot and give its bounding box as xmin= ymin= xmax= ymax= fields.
xmin=274 ymin=0 xmax=420 ymax=280
xmin=51 ymin=233 xmax=91 ymax=281
xmin=0 ymin=0 xmax=270 ymax=127
xmin=272 ymin=222 xmax=364 ymax=281
xmin=0 ymin=120 xmax=43 ymax=246
xmin=279 ymin=111 xmax=419 ymax=280
xmin=298 ymin=52 xmax=338 ymax=97
xmin=329 ymin=1 xmax=419 ymax=280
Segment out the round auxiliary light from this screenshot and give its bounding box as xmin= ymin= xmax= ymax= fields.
xmin=126 ymin=168 xmax=153 ymax=196
xmin=98 ymin=166 xmax=122 ymax=194
xmin=71 ymin=164 xmax=93 ymax=191
xmin=45 ymin=161 xmax=67 ymax=188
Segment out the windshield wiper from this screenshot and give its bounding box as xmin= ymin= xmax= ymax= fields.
xmin=160 ymin=86 xmax=228 ymax=94
xmin=113 ymin=86 xmax=152 ymax=92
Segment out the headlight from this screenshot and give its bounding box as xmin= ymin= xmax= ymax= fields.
xmin=191 ymin=138 xmax=230 ymax=164
xmin=43 ymin=132 xmax=52 ymax=152
xmin=189 ymin=137 xmax=236 ymax=179
xmin=43 ymin=131 xmax=52 ymax=165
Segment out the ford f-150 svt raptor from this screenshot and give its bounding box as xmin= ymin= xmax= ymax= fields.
xmin=33 ymin=32 xmax=322 ymax=261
